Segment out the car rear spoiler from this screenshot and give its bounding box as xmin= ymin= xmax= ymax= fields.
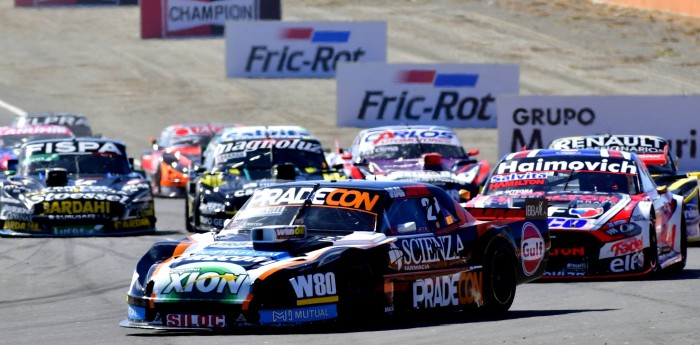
xmin=466 ymin=198 xmax=549 ymax=221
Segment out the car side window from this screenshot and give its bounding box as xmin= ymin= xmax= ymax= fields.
xmin=383 ymin=198 xmax=429 ymax=235
xmin=383 ymin=196 xmax=456 ymax=235
xmin=637 ymin=159 xmax=657 ymax=193
xmin=158 ymin=130 xmax=171 ymax=148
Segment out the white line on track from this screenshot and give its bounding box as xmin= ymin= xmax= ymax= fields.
xmin=0 ymin=98 xmax=27 ymax=116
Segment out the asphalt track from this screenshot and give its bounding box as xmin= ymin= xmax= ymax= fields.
xmin=2 ymin=198 xmax=700 ymax=345
xmin=2 ymin=1 xmax=700 ymax=344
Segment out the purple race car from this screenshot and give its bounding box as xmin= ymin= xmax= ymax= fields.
xmin=328 ymin=125 xmax=490 ymax=199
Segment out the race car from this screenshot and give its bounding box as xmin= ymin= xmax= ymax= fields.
xmin=185 ymin=127 xmax=344 ymax=232
xmin=0 ymin=138 xmax=156 ymax=237
xmin=329 ymin=125 xmax=490 ymax=196
xmin=12 ymin=112 xmax=96 ymax=137
xmin=198 ymin=125 xmax=312 ymax=171
xmin=140 ymin=123 xmax=238 ymax=197
xmin=466 ymin=148 xmax=687 ymax=279
xmin=0 ymin=125 xmax=74 ymax=170
xmin=549 ymin=134 xmax=700 ymax=242
xmin=364 ymin=152 xmax=484 ymax=202
xmin=121 ymin=180 xmax=550 ymax=330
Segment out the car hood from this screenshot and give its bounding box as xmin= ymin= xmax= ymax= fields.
xmin=199 ymin=169 xmax=330 ymax=191
xmin=9 ymin=174 xmax=150 ymax=205
xmin=164 ymin=145 xmax=201 ymax=158
xmin=148 ymin=233 xmax=334 ymax=303
xmin=469 ymin=192 xmax=632 ymax=230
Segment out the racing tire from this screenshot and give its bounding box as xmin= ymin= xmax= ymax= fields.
xmin=336 ymin=257 xmax=380 ymax=326
xmin=667 ymin=213 xmax=687 ymax=273
xmin=481 ymin=241 xmax=517 ymax=316
xmin=185 ymin=197 xmax=194 ymax=232
xmin=644 ymin=219 xmax=659 ymax=274
xmin=150 ymin=167 xmax=162 ymax=197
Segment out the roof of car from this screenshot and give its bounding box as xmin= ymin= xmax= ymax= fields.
xmin=261 ymin=179 xmax=442 ymax=193
xmin=548 ymin=134 xmax=668 ymax=150
xmin=0 ymin=125 xmax=74 ymax=136
xmin=20 ymin=137 xmax=127 ymax=150
xmin=501 ymin=148 xmax=636 ymax=160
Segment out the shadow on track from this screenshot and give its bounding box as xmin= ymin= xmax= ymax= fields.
xmin=125 ymin=308 xmax=615 ymax=337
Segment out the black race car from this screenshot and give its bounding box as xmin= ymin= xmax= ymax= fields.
xmin=121 ymin=180 xmax=549 ymax=330
xmin=185 ymin=130 xmax=344 ymax=232
xmin=0 ymin=138 xmax=156 ymax=236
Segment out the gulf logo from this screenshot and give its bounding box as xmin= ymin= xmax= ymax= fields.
xmin=396 ymin=70 xmax=479 ymax=88
xmin=521 ymin=222 xmax=545 ymax=276
xmin=279 ymin=28 xmax=350 ymax=43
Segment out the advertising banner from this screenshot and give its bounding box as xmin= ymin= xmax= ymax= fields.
xmin=336 ymin=63 xmax=519 ymax=128
xmin=141 ymin=0 xmax=281 ymax=39
xmin=16 ymin=0 xmax=135 ymax=6
xmin=497 ymin=95 xmax=700 ymax=170
xmin=226 ymin=21 xmax=387 ymax=78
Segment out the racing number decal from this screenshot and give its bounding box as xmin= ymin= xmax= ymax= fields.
xmin=421 ymin=197 xmax=441 ymax=221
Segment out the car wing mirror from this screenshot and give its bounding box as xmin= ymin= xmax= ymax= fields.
xmin=395 ymin=221 xmax=416 ymax=234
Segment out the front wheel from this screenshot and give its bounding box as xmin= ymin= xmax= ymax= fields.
xmin=336 ymin=257 xmax=380 ymax=326
xmin=644 ymin=220 xmax=659 ymax=273
xmin=151 ymin=167 xmax=162 ymax=197
xmin=481 ymin=241 xmax=517 ymax=316
xmin=667 ymin=213 xmax=687 ymax=273
xmin=185 ymin=197 xmax=194 ymax=232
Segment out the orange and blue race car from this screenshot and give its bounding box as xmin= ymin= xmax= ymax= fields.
xmin=121 ymin=180 xmax=549 ymax=330
xmin=140 ymin=123 xmax=239 ymax=197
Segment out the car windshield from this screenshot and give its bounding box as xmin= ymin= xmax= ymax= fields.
xmin=212 ymin=140 xmax=328 ymax=172
xmin=169 ymin=134 xmax=213 ymax=147
xmin=361 ymin=143 xmax=465 ymax=160
xmin=484 ymin=156 xmax=640 ymax=195
xmin=222 ymin=186 xmax=382 ymax=235
xmin=0 ymin=133 xmax=73 ymax=149
xmin=646 ymin=159 xmax=677 ymax=175
xmin=20 ymin=152 xmax=131 ymax=176
xmin=226 ymin=204 xmax=377 ymax=235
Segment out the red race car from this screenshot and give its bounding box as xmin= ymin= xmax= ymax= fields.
xmin=141 ymin=123 xmax=239 ymax=197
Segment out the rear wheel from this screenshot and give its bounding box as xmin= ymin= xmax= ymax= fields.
xmin=481 ymin=241 xmax=517 ymax=316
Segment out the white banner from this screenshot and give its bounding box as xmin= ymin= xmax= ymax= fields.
xmin=497 ymin=95 xmax=700 ymax=170
xmin=336 ymin=63 xmax=518 ymax=128
xmin=226 ymin=21 xmax=387 ymax=78
xmin=166 ymin=0 xmax=263 ymax=32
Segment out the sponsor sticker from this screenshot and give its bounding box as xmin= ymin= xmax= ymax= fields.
xmin=259 ymin=304 xmax=337 ymax=323
xmin=24 ymin=141 xmax=124 ymax=156
xmin=550 ymin=135 xmax=667 ymax=152
xmin=521 ymin=222 xmax=545 ymax=276
xmin=247 ymin=187 xmax=381 ymax=212
xmin=290 ymin=272 xmax=338 ymax=305
xmin=525 ymin=198 xmax=548 ymax=220
xmin=127 ymin=305 xmax=146 ymax=320
xmin=599 ymin=234 xmax=644 ymax=259
xmin=388 ymin=234 xmax=465 ymax=271
xmin=496 ymin=158 xmax=637 ymax=175
xmin=165 ymin=314 xmax=226 ymax=328
xmin=412 ymin=271 xmax=483 ymax=309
